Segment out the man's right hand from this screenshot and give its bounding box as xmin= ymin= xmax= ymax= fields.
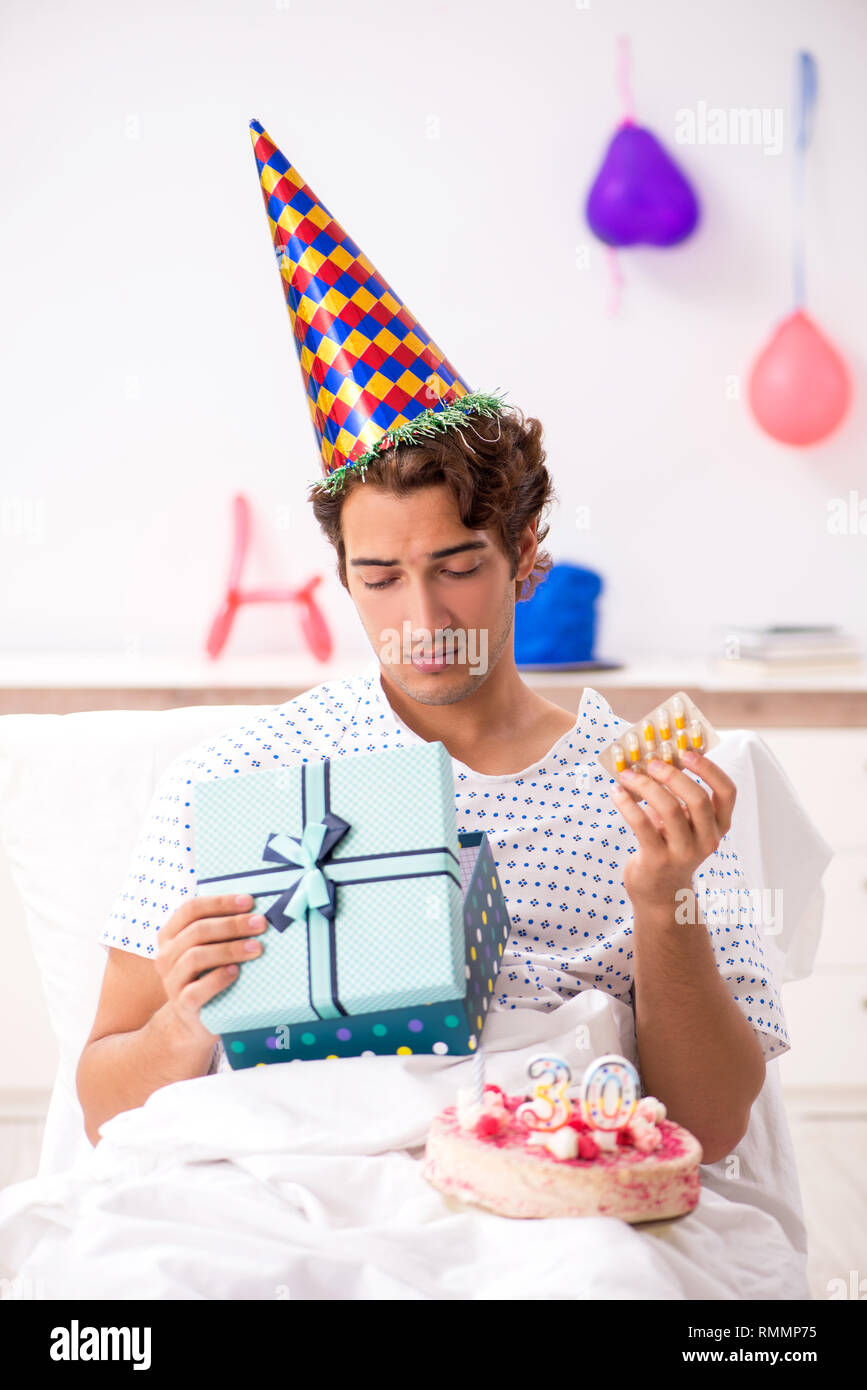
xmin=155 ymin=893 xmax=268 ymax=1045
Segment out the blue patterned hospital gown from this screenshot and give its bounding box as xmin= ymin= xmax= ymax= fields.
xmin=98 ymin=658 xmax=790 ymax=1075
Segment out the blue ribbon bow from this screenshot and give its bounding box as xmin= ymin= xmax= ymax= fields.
xmin=262 ymin=811 xmax=350 ymax=929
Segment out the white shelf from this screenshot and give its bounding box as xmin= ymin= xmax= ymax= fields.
xmin=521 ymin=659 xmax=867 ymax=693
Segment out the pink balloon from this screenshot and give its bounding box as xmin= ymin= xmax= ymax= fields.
xmin=748 ymin=309 xmax=851 ymax=446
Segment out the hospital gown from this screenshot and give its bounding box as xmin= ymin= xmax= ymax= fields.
xmin=97 ymin=658 xmax=789 ymax=1074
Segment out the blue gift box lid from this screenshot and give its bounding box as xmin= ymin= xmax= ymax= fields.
xmin=195 ymin=738 xmax=466 ymax=1033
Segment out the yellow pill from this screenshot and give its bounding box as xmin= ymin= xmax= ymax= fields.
xmin=676 ymin=728 xmax=688 ymax=752
xmin=612 ymin=743 xmax=626 ymax=772
xmin=660 ymin=740 xmax=675 ymax=764
xmin=396 ymin=1046 xmax=412 ymax=1056
xmin=641 ymin=720 xmax=656 ymax=750
xmin=657 ymin=708 xmax=671 ymax=740
xmin=626 ymin=732 xmax=641 ymax=762
xmin=689 ymin=719 xmax=704 ymax=750
xmin=672 ymin=696 xmax=686 ymax=730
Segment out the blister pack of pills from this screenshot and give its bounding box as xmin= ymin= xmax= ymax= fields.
xmin=596 ymin=691 xmax=720 ymax=779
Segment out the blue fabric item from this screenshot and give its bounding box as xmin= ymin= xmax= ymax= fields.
xmin=514 ymin=562 xmax=603 ymax=663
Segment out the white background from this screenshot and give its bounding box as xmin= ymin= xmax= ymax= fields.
xmin=1 ymin=0 xmax=865 ymax=666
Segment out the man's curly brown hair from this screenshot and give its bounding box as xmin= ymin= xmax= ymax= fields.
xmin=308 ymin=405 xmax=558 ymax=602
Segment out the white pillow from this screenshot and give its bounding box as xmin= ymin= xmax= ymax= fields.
xmin=708 ymin=729 xmax=833 ymax=984
xmin=0 ymin=704 xmax=271 ymax=1174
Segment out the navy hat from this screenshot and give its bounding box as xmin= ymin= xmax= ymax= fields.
xmin=514 ymin=563 xmax=603 ymax=667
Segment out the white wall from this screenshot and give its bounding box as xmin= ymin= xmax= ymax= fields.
xmin=2 ymin=0 xmax=865 ymax=667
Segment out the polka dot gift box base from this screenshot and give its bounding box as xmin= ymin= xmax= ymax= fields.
xmin=217 ymin=830 xmax=511 ymax=1066
xmin=194 ymin=741 xmax=509 ymax=1044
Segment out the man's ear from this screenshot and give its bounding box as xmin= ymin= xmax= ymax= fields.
xmin=516 ymin=518 xmax=539 ymax=580
xmin=513 ymin=518 xmax=539 ymax=601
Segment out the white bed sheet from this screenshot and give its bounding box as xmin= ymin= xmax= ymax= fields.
xmin=0 ymin=990 xmax=809 ymax=1300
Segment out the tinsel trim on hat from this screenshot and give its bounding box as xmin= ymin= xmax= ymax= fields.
xmin=310 ymin=390 xmax=510 ymax=497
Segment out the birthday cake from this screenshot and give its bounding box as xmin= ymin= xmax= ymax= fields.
xmin=423 ymin=1054 xmax=703 ymax=1223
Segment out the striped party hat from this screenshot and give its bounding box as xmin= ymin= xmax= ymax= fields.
xmin=249 ymin=119 xmax=507 ymax=496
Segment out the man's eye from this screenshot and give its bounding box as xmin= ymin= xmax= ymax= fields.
xmin=362 ymin=565 xmax=481 ymax=591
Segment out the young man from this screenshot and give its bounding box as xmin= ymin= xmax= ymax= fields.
xmin=77 ymin=123 xmax=784 ymax=1157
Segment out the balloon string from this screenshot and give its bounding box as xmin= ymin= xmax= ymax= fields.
xmin=616 ymin=34 xmax=636 ymax=124
xmin=793 ymin=50 xmax=818 ymax=311
xmin=605 ymin=247 xmax=624 ymax=316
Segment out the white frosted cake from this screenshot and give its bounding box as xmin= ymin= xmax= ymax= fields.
xmin=423 ymin=1063 xmax=703 ymax=1223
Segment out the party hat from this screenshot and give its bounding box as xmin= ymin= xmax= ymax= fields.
xmin=249 ymin=119 xmax=507 ymax=495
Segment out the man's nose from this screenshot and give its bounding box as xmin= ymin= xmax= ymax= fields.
xmin=405 ymin=580 xmax=454 ymax=637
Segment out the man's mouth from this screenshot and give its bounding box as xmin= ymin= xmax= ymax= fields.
xmin=411 ymin=649 xmax=451 ymax=671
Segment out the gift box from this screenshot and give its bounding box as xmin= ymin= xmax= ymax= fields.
xmin=195 ymin=741 xmax=470 ymax=1036
xmin=216 ymin=829 xmax=511 ymax=1066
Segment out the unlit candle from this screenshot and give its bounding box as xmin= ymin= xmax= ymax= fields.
xmin=472 ymin=1045 xmax=485 ymax=1106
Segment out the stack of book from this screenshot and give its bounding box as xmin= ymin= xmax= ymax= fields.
xmin=715 ymin=625 xmax=864 ymax=674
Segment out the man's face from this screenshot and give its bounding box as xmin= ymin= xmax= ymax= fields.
xmin=341 ymin=482 xmax=531 ymax=706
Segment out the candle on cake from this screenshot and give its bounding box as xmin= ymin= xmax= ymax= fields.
xmin=517 ymin=1055 xmax=578 ymax=1160
xmin=579 ymin=1054 xmax=666 ymax=1153
xmin=472 ymin=1044 xmax=485 ymax=1106
xmin=516 ymin=1056 xmax=573 ymax=1131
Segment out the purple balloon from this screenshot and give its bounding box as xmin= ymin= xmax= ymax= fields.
xmin=585 ymin=121 xmax=699 ymax=247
